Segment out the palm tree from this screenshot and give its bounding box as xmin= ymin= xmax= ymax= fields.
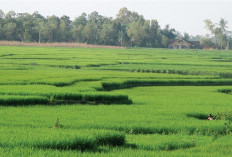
xmin=218 ymin=18 xmax=228 ymax=49
xmin=219 ymin=18 xmax=228 ymax=34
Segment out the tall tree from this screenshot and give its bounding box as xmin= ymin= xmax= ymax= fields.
xmin=147 ymin=20 xmax=160 ymax=47
xmin=60 ymin=15 xmax=71 ymax=42
xmin=3 ymin=22 xmax=17 ymax=40
xmin=45 ymin=15 xmax=60 ymax=42
xmin=83 ymin=11 xmax=104 ymax=44
xmin=0 ymin=10 xmax=4 ymax=19
xmin=161 ymin=25 xmax=176 ymax=40
xmin=127 ymin=21 xmax=146 ymax=46
xmin=204 ymin=18 xmax=228 ymax=49
xmin=218 ymin=18 xmax=228 ymax=49
xmin=33 ymin=15 xmax=45 ymax=43
xmin=204 ymin=19 xmax=215 ymax=34
xmin=116 ymin=7 xmax=145 ymax=46
xmin=72 ymin=13 xmax=87 ymax=42
xmin=200 ymin=37 xmax=215 ymax=49
xmin=100 ymin=19 xmax=117 ymax=45
xmin=219 ymin=18 xmax=228 ymax=34
xmin=0 ymin=10 xmax=4 ymax=39
xmin=183 ymin=32 xmax=190 ymax=40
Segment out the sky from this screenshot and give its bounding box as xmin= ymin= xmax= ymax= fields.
xmin=0 ymin=0 xmax=232 ymax=36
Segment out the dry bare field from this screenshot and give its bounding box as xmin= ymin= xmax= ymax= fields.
xmin=0 ymin=41 xmax=125 ymax=49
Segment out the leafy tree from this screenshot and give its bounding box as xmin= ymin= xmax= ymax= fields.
xmin=218 ymin=18 xmax=228 ymax=49
xmin=204 ymin=18 xmax=228 ymax=49
xmin=204 ymin=19 xmax=215 ymax=34
xmin=72 ymin=13 xmax=87 ymax=42
xmin=82 ymin=11 xmax=105 ymax=44
xmin=161 ymin=25 xmax=176 ymax=40
xmin=20 ymin=13 xmax=35 ymax=41
xmin=228 ymin=37 xmax=232 ymax=49
xmin=33 ymin=15 xmax=45 ymax=43
xmin=219 ymin=18 xmax=228 ymax=34
xmin=60 ymin=15 xmax=72 ymax=42
xmin=147 ymin=20 xmax=160 ymax=47
xmin=116 ymin=7 xmax=145 ymax=46
xmin=5 ymin=10 xmax=16 ymax=19
xmin=45 ymin=15 xmax=60 ymax=42
xmin=3 ymin=22 xmax=17 ymax=40
xmin=127 ymin=21 xmax=146 ymax=46
xmin=0 ymin=10 xmax=4 ymax=39
xmin=89 ymin=11 xmax=104 ymax=43
xmin=83 ymin=22 xmax=96 ymax=44
xmin=190 ymin=35 xmax=202 ymax=41
xmin=100 ymin=19 xmax=117 ymax=45
xmin=161 ymin=35 xmax=169 ymax=48
xmin=200 ymin=37 xmax=215 ymax=49
xmin=183 ymin=32 xmax=190 ymax=40
xmin=115 ymin=8 xmax=132 ymax=46
xmin=114 ymin=20 xmax=127 ymax=46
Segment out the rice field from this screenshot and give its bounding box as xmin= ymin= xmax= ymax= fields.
xmin=0 ymin=46 xmax=232 ymax=156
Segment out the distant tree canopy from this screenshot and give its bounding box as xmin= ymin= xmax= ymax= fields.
xmin=200 ymin=37 xmax=215 ymax=49
xmin=204 ymin=18 xmax=230 ymax=49
xmin=0 ymin=8 xmax=179 ymax=48
xmin=0 ymin=8 xmax=231 ymax=49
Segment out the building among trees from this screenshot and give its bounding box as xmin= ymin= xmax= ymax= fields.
xmin=168 ymin=38 xmax=201 ymax=49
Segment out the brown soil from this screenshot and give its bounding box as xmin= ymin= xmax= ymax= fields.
xmin=0 ymin=41 xmax=125 ymax=49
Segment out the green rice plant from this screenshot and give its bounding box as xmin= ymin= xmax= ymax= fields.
xmin=95 ymin=132 xmax=125 ymax=146
xmin=218 ymin=88 xmax=232 ymax=94
xmin=158 ymin=141 xmax=195 ymax=151
xmin=51 ymin=93 xmax=83 ymax=102
xmin=0 ymin=126 xmax=126 ymax=151
xmin=215 ymin=112 xmax=232 ymax=120
xmin=83 ymin=94 xmax=133 ymax=104
xmin=101 ymin=79 xmax=232 ymax=91
xmin=219 ymin=72 xmax=232 ymax=78
xmin=126 ymin=134 xmax=202 ymax=152
xmin=186 ymin=113 xmax=209 ymax=120
xmin=0 ymin=95 xmax=49 ymax=106
xmin=1 ymin=46 xmax=232 ymax=156
xmin=215 ymin=111 xmax=232 ymax=135
xmin=0 ymin=91 xmax=132 ymax=105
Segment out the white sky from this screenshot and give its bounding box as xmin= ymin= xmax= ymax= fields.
xmin=0 ymin=0 xmax=232 ymax=36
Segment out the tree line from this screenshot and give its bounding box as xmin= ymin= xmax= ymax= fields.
xmin=0 ymin=7 xmax=231 ymax=49
xmin=0 ymin=8 xmax=181 ymax=48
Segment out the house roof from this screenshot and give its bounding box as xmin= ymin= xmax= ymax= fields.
xmin=189 ymin=41 xmax=200 ymax=47
xmin=168 ymin=38 xmax=191 ymax=46
xmin=168 ymin=38 xmax=200 ymax=47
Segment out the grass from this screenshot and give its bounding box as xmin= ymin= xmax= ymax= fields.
xmin=0 ymin=46 xmax=232 ymax=156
